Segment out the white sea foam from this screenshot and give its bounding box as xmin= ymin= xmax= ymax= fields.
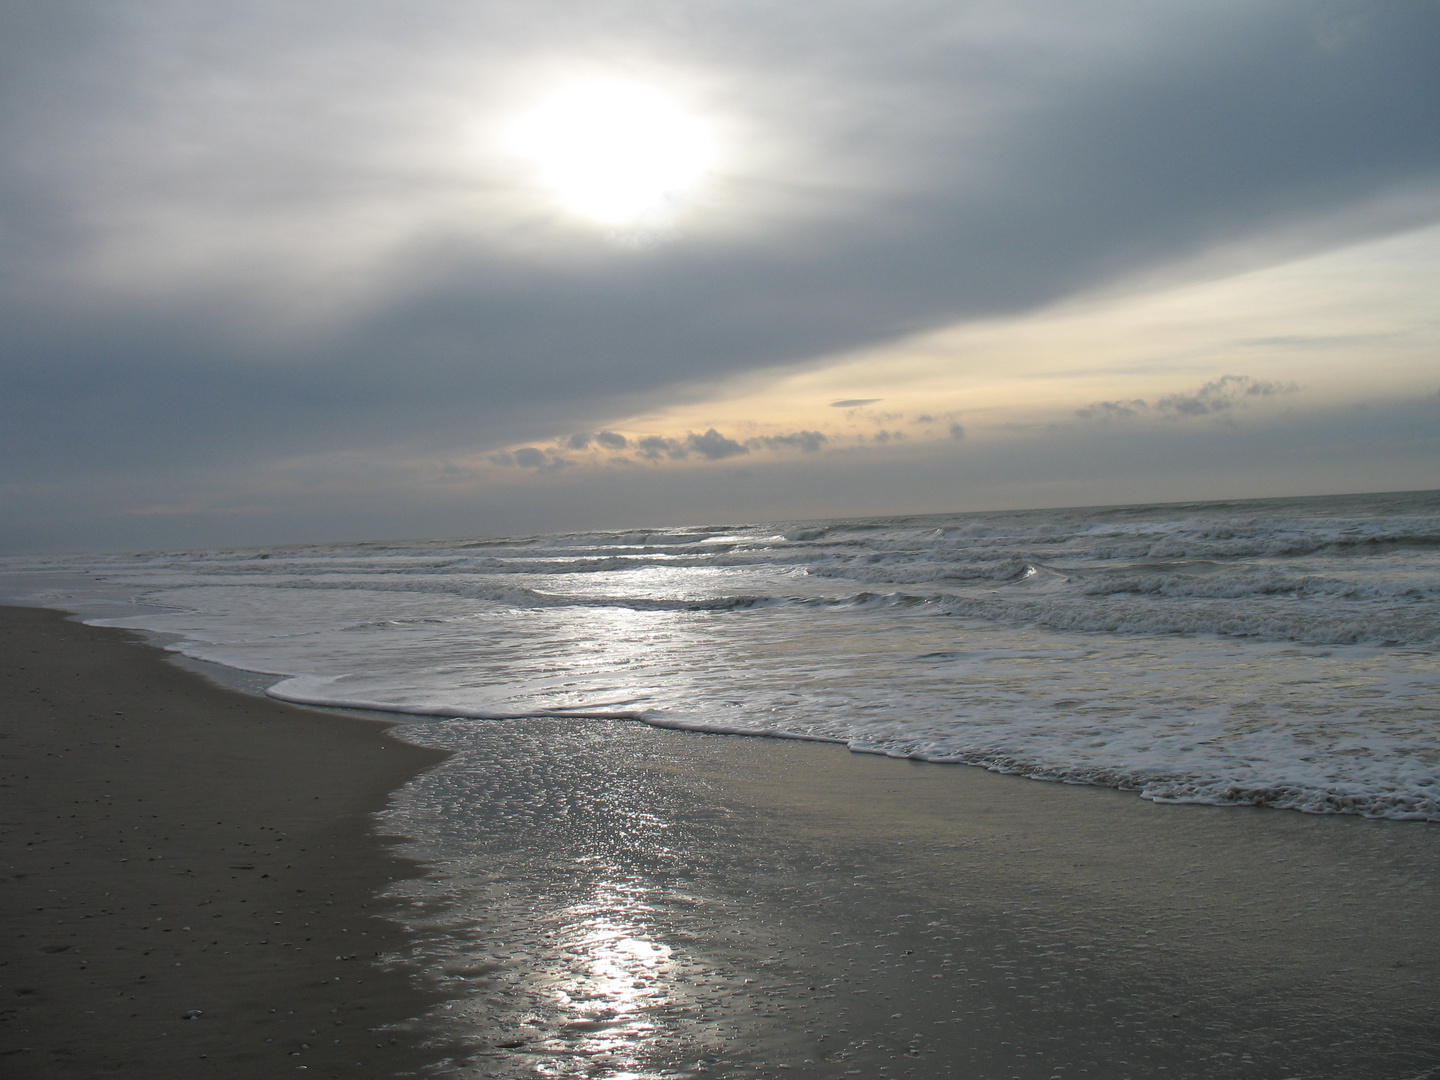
xmin=4 ymin=489 xmax=1438 ymax=820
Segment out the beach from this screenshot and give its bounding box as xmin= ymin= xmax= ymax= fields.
xmin=0 ymin=606 xmax=451 ymax=1077
xmin=6 ymin=1 xmax=1438 ymax=1074
xmin=4 ymin=602 xmax=1440 ymax=1079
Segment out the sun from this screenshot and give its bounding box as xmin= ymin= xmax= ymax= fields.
xmin=509 ymin=79 xmax=716 ymax=226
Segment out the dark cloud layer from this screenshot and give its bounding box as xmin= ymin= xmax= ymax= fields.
xmin=1 ymin=1 xmax=1438 ymax=545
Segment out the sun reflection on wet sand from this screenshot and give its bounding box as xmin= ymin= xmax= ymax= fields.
xmin=542 ymin=884 xmax=674 ymax=1070
xmin=399 ymin=865 xmax=716 ymax=1080
xmin=383 ymin=718 xmax=839 ymax=1078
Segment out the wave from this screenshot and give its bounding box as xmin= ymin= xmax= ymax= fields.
xmin=128 ymin=570 xmax=1440 ymax=645
xmin=263 ymin=676 xmax=1440 ymax=824
xmin=850 ymin=744 xmax=1440 ymax=822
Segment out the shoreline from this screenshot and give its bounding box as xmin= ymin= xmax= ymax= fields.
xmin=0 ymin=605 xmax=453 ymax=1078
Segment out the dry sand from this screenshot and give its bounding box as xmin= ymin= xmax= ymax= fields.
xmin=0 ymin=606 xmax=451 ymax=1078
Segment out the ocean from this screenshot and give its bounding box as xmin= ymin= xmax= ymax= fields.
xmin=5 ymin=488 xmax=1440 ymax=1077
xmin=6 ymin=489 xmax=1438 ymax=821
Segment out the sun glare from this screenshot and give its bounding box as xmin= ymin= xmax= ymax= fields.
xmin=509 ymin=79 xmax=716 ymax=226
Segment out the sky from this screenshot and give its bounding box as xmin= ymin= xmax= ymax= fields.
xmin=2 ymin=0 xmax=1438 ymax=552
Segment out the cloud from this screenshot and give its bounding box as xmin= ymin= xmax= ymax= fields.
xmin=686 ymin=428 xmax=748 ymax=460
xmin=494 ymin=426 xmax=828 ymax=469
xmin=1075 ymin=399 xmax=1149 ymax=422
xmin=631 ymin=429 xmax=751 ymax=461
xmin=1078 ymin=376 xmax=1299 ymax=422
xmin=746 ymin=431 xmax=828 ymax=453
xmin=636 ymin=435 xmax=685 ymax=461
xmin=831 ymin=399 xmax=883 ymax=408
xmin=1 ymin=1 xmax=1437 ymax=546
xmin=1156 ymin=375 xmax=1295 ymax=417
xmin=489 ymin=445 xmax=572 ymax=472
xmin=567 ymin=429 xmax=628 ymax=450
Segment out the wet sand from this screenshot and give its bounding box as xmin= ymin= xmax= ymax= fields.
xmin=376 ymin=716 xmax=1440 ymax=1080
xmin=0 ymin=606 xmax=451 ymax=1078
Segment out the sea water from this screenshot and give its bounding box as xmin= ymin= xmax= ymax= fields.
xmin=5 ymin=489 xmax=1438 ymax=821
